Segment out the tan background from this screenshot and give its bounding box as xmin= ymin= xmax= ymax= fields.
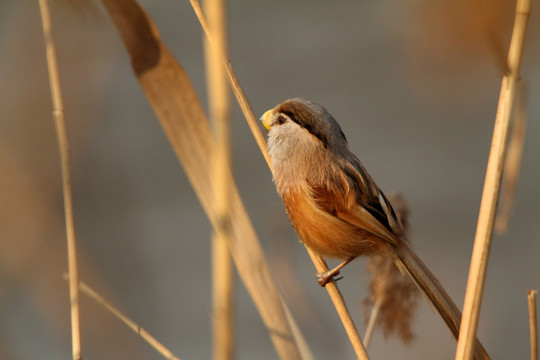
xmin=1 ymin=1 xmax=539 ymax=359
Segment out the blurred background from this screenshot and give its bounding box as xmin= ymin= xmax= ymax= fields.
xmin=1 ymin=0 xmax=539 ymax=359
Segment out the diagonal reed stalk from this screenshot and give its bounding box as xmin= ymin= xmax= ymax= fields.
xmin=202 ymin=0 xmax=235 ymax=359
xmin=363 ymin=297 xmax=381 ymax=348
xmin=38 ymin=1 xmax=82 ymax=359
xmin=455 ymin=0 xmax=532 ymax=359
xmin=189 ymin=0 xmax=271 ymax=169
xmin=305 ymin=246 xmax=370 ymax=359
xmin=63 ymin=275 xmax=181 ymax=360
xmin=529 ymin=290 xmax=538 ymax=360
xmin=189 ymin=1 xmax=370 ymax=359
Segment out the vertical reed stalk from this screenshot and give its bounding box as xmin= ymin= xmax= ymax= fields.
xmin=455 ymin=1 xmax=532 ymax=359
xmin=38 ymin=1 xmax=82 ymax=359
xmin=529 ymin=290 xmax=538 ymax=360
xmin=202 ymin=0 xmax=235 ymax=358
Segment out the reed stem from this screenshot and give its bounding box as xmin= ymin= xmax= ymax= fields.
xmin=455 ymin=1 xmax=532 ymax=358
xmin=529 ymin=290 xmax=538 ymax=360
xmin=202 ymin=0 xmax=235 ymax=358
xmin=38 ymin=2 xmax=82 ymax=359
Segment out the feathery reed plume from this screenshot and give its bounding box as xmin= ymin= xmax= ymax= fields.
xmin=363 ymin=194 xmax=418 ymax=347
xmin=364 ymin=256 xmax=418 ymax=345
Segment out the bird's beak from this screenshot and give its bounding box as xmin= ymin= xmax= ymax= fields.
xmin=261 ymin=110 xmax=273 ymax=131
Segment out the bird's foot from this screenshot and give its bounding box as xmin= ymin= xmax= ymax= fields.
xmin=316 ymin=270 xmax=343 ymax=287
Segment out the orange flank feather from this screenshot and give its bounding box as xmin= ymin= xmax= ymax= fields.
xmin=282 ymin=184 xmax=392 ymax=259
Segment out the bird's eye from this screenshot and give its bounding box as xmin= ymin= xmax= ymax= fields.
xmin=277 ymin=115 xmax=286 ymax=125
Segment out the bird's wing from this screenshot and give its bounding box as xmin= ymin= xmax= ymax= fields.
xmin=339 ymin=197 xmax=400 ymax=246
xmin=308 ymin=157 xmax=402 ymax=246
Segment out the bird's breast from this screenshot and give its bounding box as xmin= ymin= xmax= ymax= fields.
xmin=279 ymin=184 xmax=387 ymax=259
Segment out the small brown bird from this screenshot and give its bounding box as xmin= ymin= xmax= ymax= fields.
xmin=261 ymin=98 xmax=489 ymax=360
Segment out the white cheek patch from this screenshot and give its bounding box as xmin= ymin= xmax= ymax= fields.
xmin=268 ymin=121 xmax=320 ymax=165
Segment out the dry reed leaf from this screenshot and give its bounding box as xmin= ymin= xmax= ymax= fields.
xmin=411 ymin=0 xmax=515 ymax=69
xmin=363 ymin=194 xmax=419 ymax=345
xmin=98 ymin=0 xmax=301 ymax=358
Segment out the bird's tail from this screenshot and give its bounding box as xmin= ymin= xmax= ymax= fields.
xmin=395 ymin=241 xmax=490 ymax=360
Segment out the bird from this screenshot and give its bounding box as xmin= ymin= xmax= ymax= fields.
xmin=260 ymin=98 xmax=489 ymax=360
